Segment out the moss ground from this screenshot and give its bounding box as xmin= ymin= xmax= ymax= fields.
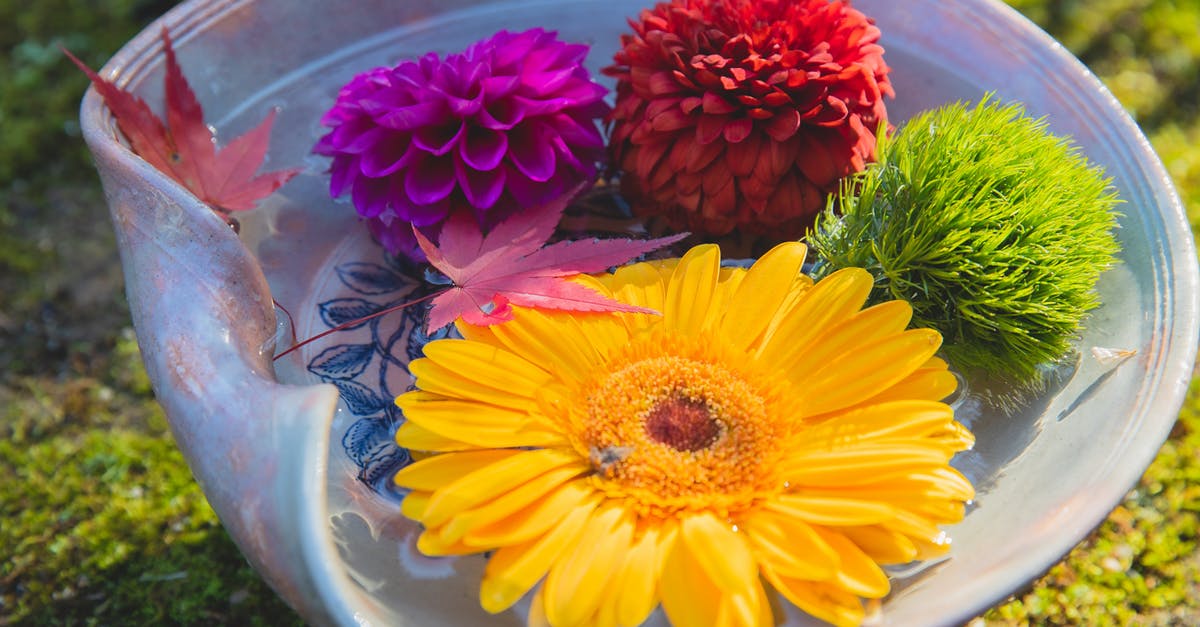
xmin=0 ymin=0 xmax=1197 ymax=624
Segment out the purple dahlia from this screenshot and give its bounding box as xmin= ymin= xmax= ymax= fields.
xmin=314 ymin=28 xmax=611 ymax=259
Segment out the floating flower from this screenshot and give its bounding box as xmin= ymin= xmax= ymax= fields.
xmin=605 ymin=0 xmax=893 ymax=238
xmin=314 ymin=28 xmax=611 ymax=259
xmin=393 ymin=242 xmax=975 ymax=627
xmin=808 ymin=96 xmax=1121 ymax=388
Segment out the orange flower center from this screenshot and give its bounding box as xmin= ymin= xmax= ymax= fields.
xmin=574 ymin=334 xmax=792 ymax=517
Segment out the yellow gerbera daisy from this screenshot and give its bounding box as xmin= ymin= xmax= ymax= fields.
xmin=393 ymin=242 xmax=975 ymax=627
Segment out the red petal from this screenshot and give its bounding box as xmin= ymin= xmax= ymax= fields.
xmin=701 ymin=91 xmax=737 ymax=115
xmin=648 ymin=71 xmax=684 ymax=95
xmin=646 ymin=96 xmax=682 ymax=120
xmin=676 ymin=171 xmax=703 ymax=195
xmin=724 ymin=131 xmax=761 ymax=177
xmin=696 ymin=113 xmax=726 ymax=144
xmin=651 ymin=107 xmax=692 ymax=132
xmin=702 ymin=160 xmax=732 ymax=195
xmin=764 ymin=109 xmax=802 ymax=141
xmin=793 ymin=129 xmax=842 ymax=188
xmin=635 ymin=140 xmax=669 ymax=178
xmin=723 ymin=118 xmax=753 ymax=143
xmin=685 ymin=135 xmax=724 ymax=173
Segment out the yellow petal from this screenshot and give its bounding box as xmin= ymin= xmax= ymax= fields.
xmin=660 ymin=530 xmax=722 ymax=627
xmin=526 ymin=585 xmax=550 ymax=627
xmin=439 ymin=464 xmax=588 ymax=544
xmin=798 ymin=467 xmax=975 ymax=506
xmin=804 ymin=400 xmax=956 ymax=441
xmin=420 ymin=449 xmax=579 ymax=527
xmin=479 ymin=495 xmax=600 ymax=614
xmin=756 ymin=267 xmax=874 ymax=367
xmin=720 ymin=241 xmax=810 ymax=352
xmin=393 ymin=449 xmax=520 ymax=492
xmin=856 ymin=357 xmax=958 ymax=405
xmin=614 ymin=524 xmax=671 ymax=627
xmin=462 ymin=478 xmax=596 ymax=547
xmin=417 ymin=339 xmax=553 ymax=400
xmin=543 ymin=503 xmax=635 ymax=626
xmin=405 ymin=363 xmax=539 ymax=411
xmin=783 ymin=300 xmax=913 ymax=373
xmin=487 ymin=305 xmax=626 ymax=384
xmin=415 ymin=527 xmax=484 ymax=556
xmin=781 ymin=446 xmax=950 ymax=487
xmin=665 ymin=244 xmax=721 ymax=336
xmin=741 ymin=508 xmax=839 ymax=581
xmin=680 ymin=514 xmax=757 ymax=592
xmin=399 ymin=490 xmax=431 ymax=520
xmin=839 ymin=525 xmax=919 ymax=565
xmin=796 ymin=329 xmax=944 ymax=416
xmin=716 ymin=576 xmax=770 ymax=627
xmin=601 ymin=258 xmax=673 ymax=312
xmin=761 ymin=570 xmax=865 ymax=627
xmin=396 ymin=393 xmax=565 ymax=448
xmin=394 ymin=421 xmax=483 ymax=452
xmin=880 ymin=507 xmax=945 ymax=544
xmin=768 ymin=492 xmax=895 ymax=527
xmin=811 ymin=526 xmax=891 ymax=598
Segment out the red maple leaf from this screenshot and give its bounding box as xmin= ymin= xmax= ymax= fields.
xmin=413 ymin=185 xmax=688 ymax=332
xmin=65 ymin=27 xmax=299 ymax=215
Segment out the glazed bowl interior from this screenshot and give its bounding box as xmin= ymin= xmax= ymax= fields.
xmin=80 ymin=0 xmax=1199 ymax=625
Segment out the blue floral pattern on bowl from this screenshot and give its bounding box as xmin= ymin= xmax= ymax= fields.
xmin=305 ymin=253 xmax=454 ymax=496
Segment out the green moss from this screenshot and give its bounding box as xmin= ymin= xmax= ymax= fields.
xmin=0 ymin=337 xmax=300 ymax=626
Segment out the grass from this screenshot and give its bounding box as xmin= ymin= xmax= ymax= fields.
xmin=0 ymin=0 xmax=1197 ymax=624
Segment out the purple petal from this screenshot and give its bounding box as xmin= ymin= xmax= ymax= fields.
xmin=331 ymin=125 xmax=386 ymax=155
xmin=376 ymin=101 xmax=447 ymax=131
xmin=367 ymin=217 xmax=424 ymax=261
xmin=445 ymin=88 xmax=484 ymax=116
xmin=503 ymin=163 xmax=560 ymax=207
xmin=413 ymin=120 xmax=465 ymax=156
xmin=327 ymin=155 xmax=358 ymax=197
xmin=552 ymin=42 xmax=589 ymax=69
xmin=456 ymin=156 xmax=506 ymax=209
xmin=403 ymin=195 xmax=451 ymax=227
xmin=392 ymin=61 xmax=428 ymax=89
xmin=551 ymin=78 xmax=609 ymax=106
xmin=510 ymin=95 xmax=572 ymax=118
xmin=520 ymin=43 xmax=560 ymax=74
xmin=519 ymin=66 xmax=577 ymax=96
xmin=481 ymin=75 xmax=520 ymax=101
xmin=544 ymin=113 xmax=604 ymax=149
xmin=492 ymin=29 xmax=542 ymax=68
xmin=549 ymin=132 xmax=583 ymax=172
xmin=459 ymin=126 xmax=508 ymax=171
xmin=478 ymin=97 xmax=525 ymax=130
xmin=404 ymin=155 xmax=457 ymax=204
xmin=351 ymin=175 xmax=390 ymax=218
xmin=507 ymin=123 xmax=556 ymax=182
xmin=360 ymin=134 xmax=420 ymax=177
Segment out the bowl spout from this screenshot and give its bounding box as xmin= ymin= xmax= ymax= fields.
xmin=84 ymin=95 xmax=344 ymax=623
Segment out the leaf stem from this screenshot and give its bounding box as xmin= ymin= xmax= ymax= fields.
xmin=272 ymin=290 xmax=444 ymax=361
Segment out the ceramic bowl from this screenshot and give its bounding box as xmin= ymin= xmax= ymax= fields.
xmin=80 ymin=0 xmax=1199 ymax=625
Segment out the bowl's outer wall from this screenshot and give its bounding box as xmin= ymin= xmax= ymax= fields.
xmin=79 ymin=0 xmax=1199 ymax=626
xmin=78 ymin=2 xmax=348 ymax=624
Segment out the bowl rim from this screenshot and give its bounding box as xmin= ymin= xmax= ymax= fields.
xmin=78 ymin=0 xmax=1200 ymax=625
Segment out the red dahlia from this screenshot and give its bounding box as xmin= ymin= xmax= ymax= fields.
xmin=606 ymin=0 xmax=892 ymax=237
